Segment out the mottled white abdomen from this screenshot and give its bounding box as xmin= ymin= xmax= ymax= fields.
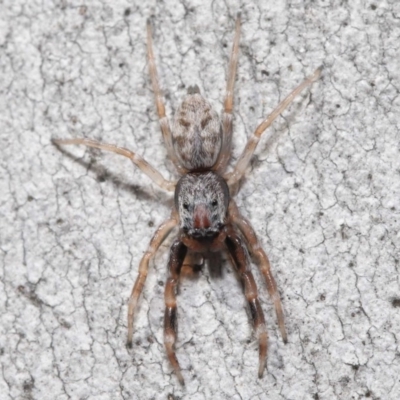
xmin=172 ymin=89 xmax=221 ymax=171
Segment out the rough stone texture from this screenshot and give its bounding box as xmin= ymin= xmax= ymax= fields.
xmin=1 ymin=1 xmax=399 ymax=399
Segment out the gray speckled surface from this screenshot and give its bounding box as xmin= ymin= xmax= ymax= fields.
xmin=1 ymin=1 xmax=399 ymax=399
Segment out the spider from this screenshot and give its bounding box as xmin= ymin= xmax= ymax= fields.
xmin=53 ymin=14 xmax=321 ymax=385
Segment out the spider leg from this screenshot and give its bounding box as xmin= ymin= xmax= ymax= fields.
xmin=229 ymin=201 xmax=287 ymax=343
xmin=214 ymin=13 xmax=241 ymax=172
xmin=226 ymin=66 xmax=322 ymax=186
xmin=164 ymin=239 xmax=187 ymax=385
xmin=53 ymin=138 xmax=176 ymax=192
xmin=225 ymin=225 xmax=268 ymax=378
xmin=146 ymin=20 xmax=186 ymax=174
xmin=127 ymin=214 xmax=177 ymax=346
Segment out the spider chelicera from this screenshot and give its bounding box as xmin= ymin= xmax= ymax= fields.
xmin=53 ymin=14 xmax=321 ymax=385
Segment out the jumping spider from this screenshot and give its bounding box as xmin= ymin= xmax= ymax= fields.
xmin=53 ymin=14 xmax=321 ymax=385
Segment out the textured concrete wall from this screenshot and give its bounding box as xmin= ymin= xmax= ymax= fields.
xmin=1 ymin=1 xmax=399 ymax=399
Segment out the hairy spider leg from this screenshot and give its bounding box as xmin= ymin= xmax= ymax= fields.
xmin=230 ymin=201 xmax=287 ymax=342
xmin=225 ymin=225 xmax=268 ymax=378
xmin=164 ymin=239 xmax=188 ymax=385
xmin=214 ymin=13 xmax=241 ymax=172
xmin=147 ymin=19 xmax=186 ymax=174
xmin=52 ymin=138 xmax=176 ymax=192
xmin=227 ymin=66 xmax=322 ymax=186
xmin=127 ymin=214 xmax=178 ymax=345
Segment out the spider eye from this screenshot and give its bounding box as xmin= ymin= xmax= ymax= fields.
xmin=211 ymin=200 xmax=218 ymax=207
xmin=183 ymin=203 xmax=189 ymax=210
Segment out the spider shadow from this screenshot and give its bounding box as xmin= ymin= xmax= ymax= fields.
xmin=258 ymin=93 xmax=314 ymax=160
xmin=180 ymin=251 xmax=226 ymax=282
xmin=238 ymin=92 xmax=315 ymax=189
xmin=54 ymin=143 xmax=173 ymax=208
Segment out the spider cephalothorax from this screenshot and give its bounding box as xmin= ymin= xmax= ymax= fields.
xmin=175 ymin=171 xmax=229 ymax=241
xmin=53 ymin=14 xmax=321 ymax=385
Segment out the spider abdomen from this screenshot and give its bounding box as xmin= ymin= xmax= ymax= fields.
xmin=172 ymin=92 xmax=221 ymax=170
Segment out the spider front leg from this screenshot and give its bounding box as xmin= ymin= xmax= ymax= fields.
xmin=53 ymin=138 xmax=176 ymax=192
xmin=127 ymin=214 xmax=178 ymax=346
xmin=163 ymin=239 xmax=187 ymax=385
xmin=226 ymin=66 xmax=322 ymax=186
xmin=225 ymin=225 xmax=268 ymax=378
xmin=229 ymin=201 xmax=287 ymax=343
